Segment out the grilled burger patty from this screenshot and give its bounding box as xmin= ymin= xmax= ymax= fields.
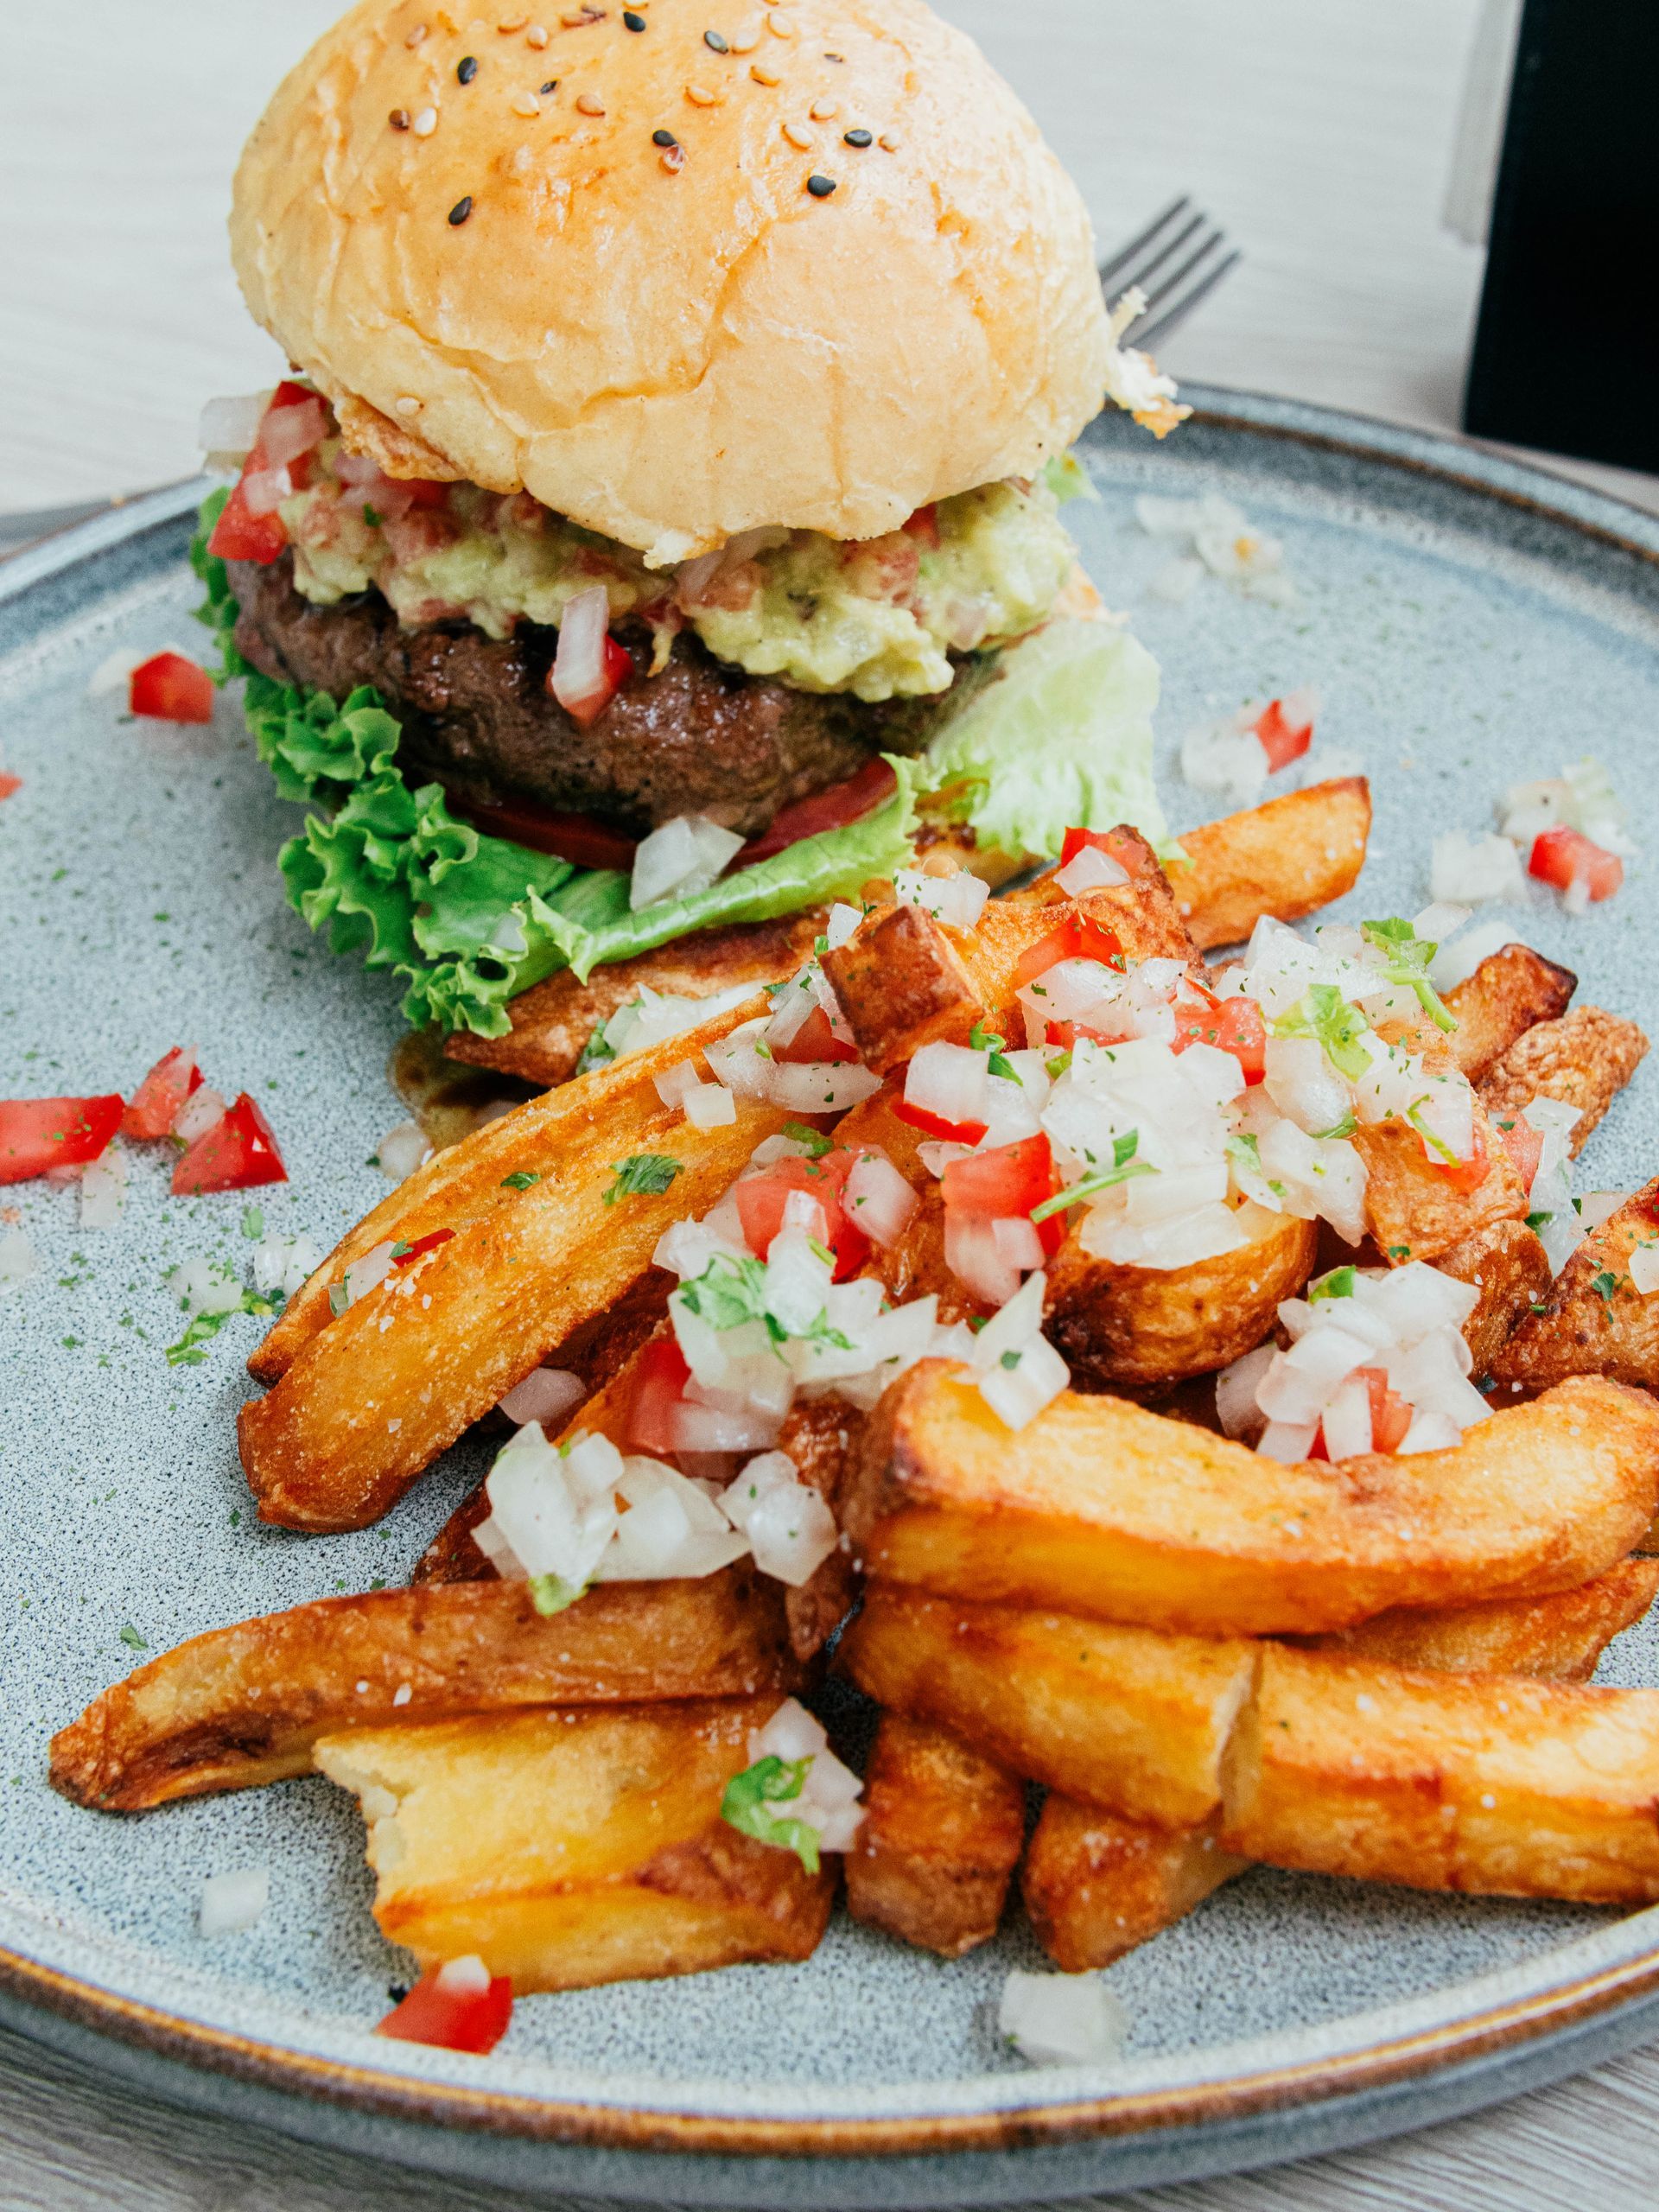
xmin=230 ymin=555 xmax=983 ymax=839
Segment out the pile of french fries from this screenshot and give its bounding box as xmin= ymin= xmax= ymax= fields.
xmin=52 ymin=771 xmax=1659 ymax=2012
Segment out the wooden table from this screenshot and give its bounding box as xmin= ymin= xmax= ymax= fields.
xmin=3 ymin=3 xmax=1658 ymax=2204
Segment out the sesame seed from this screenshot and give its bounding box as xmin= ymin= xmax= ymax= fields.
xmin=823 ymin=49 xmax=843 ymax=60
xmin=575 ymin=90 xmax=606 ymax=112
xmin=703 ymin=27 xmax=728 ymax=50
xmin=394 ymin=396 xmax=422 ymax=416
xmin=652 ymin=126 xmax=677 ymax=145
xmin=526 ymin=22 xmax=550 ymax=45
xmin=389 ymin=107 xmax=411 ymax=130
xmin=782 ymin=120 xmax=811 ymax=149
xmin=448 ymin=194 xmax=474 ymax=224
xmin=405 ymin=22 xmax=429 ymax=46
xmin=809 ymin=97 xmax=836 ymax=119
xmin=766 ymin=10 xmax=795 ymax=35
xmin=624 ymin=6 xmax=646 ymax=22
xmin=878 ymin=130 xmax=899 ymax=150
xmin=512 ymin=89 xmax=540 ymax=113
xmin=749 ymin=61 xmax=779 ymax=83
xmin=457 ymin=54 xmax=479 ymax=82
xmin=728 ymin=23 xmax=760 ymax=51
xmin=499 ymin=12 xmax=529 ymax=28
xmin=411 ymin=105 xmax=439 ymax=135
xmin=561 ymin=4 xmax=601 ymax=21
xmin=805 ymin=171 xmax=836 ymax=196
xmin=660 ymin=143 xmax=685 ymax=172
xmin=684 ymin=80 xmax=719 ymax=104
xmin=843 ymin=126 xmax=871 ymax=147
xmin=540 ymin=77 xmax=559 ymax=92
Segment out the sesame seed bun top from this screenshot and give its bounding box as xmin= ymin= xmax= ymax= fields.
xmin=230 ymin=0 xmax=1111 ymax=565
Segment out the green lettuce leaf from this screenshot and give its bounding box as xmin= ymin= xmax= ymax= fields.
xmin=922 ymin=616 xmax=1167 ymax=861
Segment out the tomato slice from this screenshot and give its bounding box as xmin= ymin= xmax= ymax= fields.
xmin=734 ymin=1150 xmax=870 ymax=1278
xmin=129 ymin=652 xmax=215 ymax=725
xmin=1428 ymin=1118 xmax=1488 ymax=1194
xmin=1251 ymin=695 xmax=1315 ymax=772
xmin=207 ymin=475 xmax=287 ymax=564
xmin=377 ymin=1962 xmax=513 ymax=2055
xmin=121 ymin=1047 xmax=203 ymax=1141
xmin=1497 ymin=1116 xmax=1543 ymax=1189
xmin=942 ymin=1132 xmax=1065 ymax=1257
xmin=1058 ymin=824 xmax=1157 ymax=878
xmin=171 ymin=1092 xmax=288 ymax=1196
xmin=1171 ymin=992 xmax=1268 ymax=1084
xmin=266 ymin=379 xmax=315 ymax=412
xmin=1359 ymin=1366 xmax=1414 ymax=1453
xmin=891 ymin=1096 xmax=989 ymax=1146
xmin=1529 ymin=824 xmax=1624 ymax=903
xmin=393 ymin=1228 xmax=454 ymax=1268
xmin=738 ymin=759 xmax=899 ymax=867
xmin=0 ymin=1095 xmax=124 ymax=1185
xmin=445 ymin=791 xmax=638 ymax=873
xmin=619 ymin=1333 xmax=693 ymax=1454
xmin=771 ymin=1005 xmax=859 ymax=1066
xmin=1011 ymin=916 xmax=1126 ymax=993
xmin=901 ymin=503 xmax=940 ymax=550
xmin=0 ymin=772 xmax=20 ymax=802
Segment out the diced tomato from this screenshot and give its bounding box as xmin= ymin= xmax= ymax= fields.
xmin=901 ymin=503 xmax=940 ymax=549
xmin=1171 ymin=992 xmax=1268 ymax=1084
xmin=1058 ymin=825 xmax=1156 ymax=878
xmin=1529 ymin=824 xmax=1624 ymax=904
xmin=267 ymin=378 xmax=315 ymax=413
xmin=734 ymin=1149 xmax=870 ymax=1279
xmin=402 ymin=477 xmax=454 ymax=511
xmin=891 ymin=1096 xmax=989 ymax=1146
xmin=0 ymin=1095 xmax=124 ymax=1185
xmin=1043 ymin=1018 xmax=1128 ymax=1052
xmin=771 ymin=1005 xmax=859 ymax=1066
xmin=171 ymin=1092 xmax=287 ymax=1196
xmin=1011 ymin=916 xmax=1125 ymax=993
xmin=120 ymin=1047 xmax=203 ymax=1141
xmin=207 ymin=475 xmax=287 ymax=564
xmin=448 ymin=791 xmax=638 ymax=873
xmin=1497 ymin=1116 xmax=1543 ymax=1189
xmin=738 ymin=759 xmax=898 ymax=867
xmin=1251 ymin=693 xmax=1315 ymax=773
xmin=393 ymin=1228 xmax=454 ymax=1267
xmin=1359 ymin=1366 xmax=1414 ymax=1453
xmin=1428 ymin=1118 xmax=1488 ymax=1194
xmin=130 ymin=652 xmax=215 ymax=724
xmin=620 ymin=1334 xmax=693 ymax=1453
xmin=0 ymin=772 xmax=20 ymax=801
xmin=377 ymin=1963 xmax=513 ymax=2056
xmin=942 ymin=1132 xmax=1065 ymax=1257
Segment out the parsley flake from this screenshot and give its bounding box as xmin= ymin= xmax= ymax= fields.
xmin=501 ymin=1171 xmax=541 ymax=1191
xmin=720 ymin=1753 xmax=822 ymax=1872
xmin=1030 ymin=1130 xmax=1151 ymax=1222
xmin=603 ymin=1154 xmax=683 ymax=1206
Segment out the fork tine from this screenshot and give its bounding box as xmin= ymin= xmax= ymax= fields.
xmin=1132 ymin=247 xmax=1243 ymax=353
xmin=1109 ymin=211 xmax=1205 ymax=301
xmin=1096 ymin=194 xmax=1190 ymax=288
xmin=1137 ymin=228 xmax=1229 ymax=316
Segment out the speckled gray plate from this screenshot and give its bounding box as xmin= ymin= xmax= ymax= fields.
xmin=3 ymin=387 xmax=1659 ymax=2206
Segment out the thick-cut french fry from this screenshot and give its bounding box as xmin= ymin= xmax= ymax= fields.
xmin=239 ymin=1084 xmax=791 ymax=1533
xmin=1301 ymin=1555 xmax=1659 ymax=1681
xmin=49 ymin=1571 xmax=798 ymax=1812
xmin=840 ymin=1584 xmax=1258 ymax=1828
xmin=1437 ymin=1217 xmax=1553 ymax=1376
xmin=1171 ymin=779 xmax=1370 ymax=951
xmin=315 ymin=1699 xmax=836 ymax=1989
xmin=1444 ymin=945 xmax=1576 ymax=1082
xmin=843 ymin=1713 xmax=1026 ymax=1956
xmin=444 ymin=913 xmax=824 ymax=1088
xmin=1222 ymin=1645 xmax=1659 ymax=1903
xmin=1355 ymin=1095 xmax=1528 ymax=1266
xmin=1023 ymin=1804 xmax=1246 ymax=1971
xmin=1493 ymin=1178 xmax=1659 ymax=1391
xmin=1480 ymin=1006 xmax=1649 ymax=1157
xmin=842 ymin=1363 xmax=1659 ymax=1636
xmin=1046 ymin=1210 xmax=1317 ymax=1395
xmin=250 ymin=992 xmax=775 ymax=1387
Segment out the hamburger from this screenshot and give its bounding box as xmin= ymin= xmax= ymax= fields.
xmin=194 ymin=0 xmax=1183 ymax=1046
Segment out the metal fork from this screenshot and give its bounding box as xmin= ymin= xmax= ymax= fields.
xmin=1097 ymin=194 xmax=1241 ymax=352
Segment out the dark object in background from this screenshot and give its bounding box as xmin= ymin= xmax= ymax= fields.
xmin=1465 ymin=0 xmax=1658 ymax=475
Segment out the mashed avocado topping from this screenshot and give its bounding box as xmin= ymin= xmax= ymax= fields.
xmin=281 ymin=450 xmax=1079 ymax=703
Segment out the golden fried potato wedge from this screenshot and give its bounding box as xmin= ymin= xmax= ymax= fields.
xmin=1493 ymin=1178 xmax=1659 ymax=1391
xmin=1171 ymin=779 xmax=1370 ymax=950
xmin=1356 ymin=1095 xmax=1528 ymax=1267
xmin=1023 ymin=1803 xmax=1247 ymax=1971
xmin=251 ymin=990 xmax=775 ymax=1387
xmin=1480 ymin=1007 xmax=1649 ymax=1157
xmin=315 ymin=1699 xmax=836 ymax=1990
xmin=1437 ymin=1217 xmax=1553 ymax=1376
xmin=239 ymin=1089 xmax=790 ymax=1533
xmin=1443 ymin=944 xmax=1576 ymax=1082
xmin=1046 ymin=1208 xmax=1317 ymax=1395
xmin=1222 ymin=1645 xmax=1659 ymax=1903
xmin=49 ymin=1571 xmax=797 ymax=1812
xmin=1302 ymin=1555 xmax=1659 ymax=1681
xmin=843 ymin=1714 xmax=1026 ymax=1957
xmin=444 ymin=914 xmax=823 ymax=1088
xmin=840 ymin=1585 xmax=1257 ymax=1828
xmin=842 ymin=1363 xmax=1659 ymax=1636
xmin=820 ymin=906 xmax=983 ymax=1077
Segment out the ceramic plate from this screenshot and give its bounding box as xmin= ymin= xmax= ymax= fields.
xmin=3 ymin=387 xmax=1659 ymax=2207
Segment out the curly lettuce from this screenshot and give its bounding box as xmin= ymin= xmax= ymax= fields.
xmin=192 ymin=495 xmax=1162 ymax=1036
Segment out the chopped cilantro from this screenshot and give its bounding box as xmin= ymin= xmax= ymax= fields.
xmin=327 ymin=1281 xmax=349 ymax=1318
xmin=1312 ymin=1112 xmax=1357 ymax=1141
xmin=1405 ymin=1100 xmax=1459 ymax=1166
xmin=167 ymin=1290 xmax=274 ymax=1365
xmin=362 ymin=504 xmax=383 ymax=528
xmin=118 ymin=1624 xmax=148 ymax=1651
xmin=1526 ymin=1211 xmax=1554 ymax=1233
xmin=720 ymin=1753 xmax=822 ymax=1872
xmin=1273 ymin=984 xmax=1373 ymax=1079
xmin=528 ymin=1573 xmax=591 ymax=1616
xmin=240 ymin=1205 xmax=264 ymax=1240
xmin=1592 ymin=1269 xmax=1621 ymax=1304
xmin=784 ymin=1122 xmax=833 ymax=1159
xmin=1387 ymin=1243 xmax=1413 ymax=1260
xmin=1030 ymin=1130 xmax=1151 ymax=1222
xmin=677 ymin=1253 xmax=852 ymax=1349
xmin=501 ymin=1170 xmax=541 ymax=1191
xmin=574 ymin=1020 xmax=617 ymax=1076
xmin=999 ymin=1348 xmax=1023 ymax=1370
xmin=604 ymin=1154 xmax=683 ymax=1206
xmin=969 ymin=1021 xmax=1019 ymax=1082
xmin=1360 ymin=918 xmax=1457 ymax=1033
xmin=1309 ymin=1266 xmax=1357 ymax=1302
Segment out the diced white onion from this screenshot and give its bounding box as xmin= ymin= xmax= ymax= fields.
xmin=631 ymin=813 xmax=746 ymax=913
xmin=1215 ymin=1344 xmax=1274 ymax=1438
xmin=1180 ymin=718 xmax=1268 ymax=802
xmin=893 ymin=868 xmax=990 ymax=931
xmin=498 ymin=1368 xmax=587 ymax=1428
xmin=239 ymin=464 xmax=292 ymax=518
xmin=1055 ymin=845 xmax=1129 ymax=897
xmin=251 ymin=1232 xmax=321 ymax=1299
xmin=976 ymin=1329 xmax=1070 ymax=1430
xmin=551 ymin=582 xmax=619 ymax=727
xmin=945 ymin=1211 xmax=1022 ymax=1308
xmin=0 ymin=1229 xmax=39 ymax=1288
xmin=683 ymin=1081 xmax=738 ymax=1128
xmin=197 ymin=392 xmax=270 ymax=458
xmin=1319 ymin=1372 xmax=1374 ymax=1460
xmin=842 ymin=1152 xmax=918 ymax=1247
xmin=999 ymin=1970 xmax=1128 ymax=2068
xmin=342 ymin=1241 xmax=397 ymax=1307
xmin=174 ymin=1086 xmax=227 ymax=1146
xmin=435 ymin=1954 xmax=493 ymax=1996
xmin=1257 ymin=1419 xmax=1319 ymax=1462
xmin=1428 ymin=918 xmax=1516 ymax=994
xmin=758 ymin=1060 xmax=884 ymax=1113
xmin=374 ymin=1120 xmax=432 ymax=1182
xmin=199 ymin=1867 xmax=269 ymax=1937
xmin=906 ymin=1040 xmax=990 ymax=1129
xmin=720 ymin=1452 xmax=839 ymax=1585
xmin=1398 ymin=1408 xmax=1464 ymax=1456
xmin=259 ymin=396 xmax=327 ymax=468
xmin=1630 ymin=1241 xmax=1659 ymax=1296
xmin=87 ymin=646 xmax=151 ymax=699
xmin=79 ymin=1147 xmax=127 ymax=1230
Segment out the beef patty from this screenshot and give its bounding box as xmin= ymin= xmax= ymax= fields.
xmin=229 ymin=556 xmax=982 ymax=838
